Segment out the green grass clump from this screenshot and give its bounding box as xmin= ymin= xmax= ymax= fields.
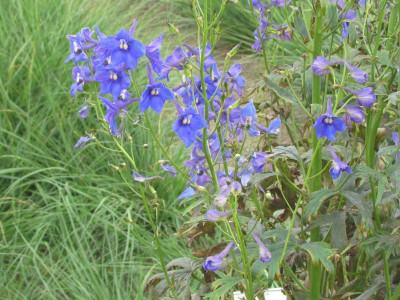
xmin=0 ymin=0 xmax=190 ymax=298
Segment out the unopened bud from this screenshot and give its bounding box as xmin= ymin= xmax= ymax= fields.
xmin=301 ymin=53 xmax=307 ymax=59
xmin=120 ymin=162 xmax=127 ymax=169
xmin=195 ymin=185 xmax=206 ymax=193
xmin=167 ymin=22 xmax=180 ymax=34
xmin=143 ymin=144 xmax=149 ymax=149
xmin=265 ymin=191 xmax=273 ymax=200
xmin=234 ymin=154 xmax=241 ymax=161
xmin=332 ymin=84 xmax=340 ymax=90
xmin=226 ymin=42 xmax=242 ymax=59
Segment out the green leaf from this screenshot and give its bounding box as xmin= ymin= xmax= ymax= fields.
xmin=308 ymin=212 xmax=347 ymax=251
xmin=305 ymin=189 xmax=337 ymax=218
xmin=376 ymin=176 xmax=388 ymax=205
xmin=300 ymin=242 xmax=335 ymax=272
xmin=387 ymin=91 xmax=400 ymax=105
xmin=377 ymin=50 xmax=395 ymax=67
xmin=204 ymin=273 xmax=242 ymax=299
xmin=294 ymin=11 xmax=309 ymax=38
xmin=262 ymin=77 xmax=300 ymax=106
xmin=273 ymin=146 xmax=301 ymax=162
xmin=341 ymin=191 xmax=373 ymax=228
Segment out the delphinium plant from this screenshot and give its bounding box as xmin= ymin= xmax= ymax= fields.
xmin=65 ymin=0 xmax=400 ymax=299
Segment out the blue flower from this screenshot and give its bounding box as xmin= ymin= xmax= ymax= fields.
xmin=342 ymin=105 xmax=364 ymax=128
xmin=313 ymin=98 xmax=345 ymax=141
xmin=133 ymin=172 xmax=163 ymax=182
xmin=177 ymin=187 xmax=196 ymax=202
xmin=344 ymin=61 xmax=368 ymax=84
xmin=251 ymin=152 xmax=267 ymax=173
xmin=95 ymin=66 xmax=131 ymax=100
xmin=78 ymin=105 xmax=91 ymax=119
xmin=100 ymin=96 xmax=134 ymax=135
xmin=159 ymin=161 xmax=177 ymax=177
xmin=161 ymin=46 xmax=190 ymax=80
xmin=65 ymin=33 xmax=89 ymax=64
xmin=312 ymin=56 xmax=342 ymax=76
xmin=173 ymin=108 xmax=207 ymax=147
xmin=205 ymin=209 xmax=232 ymax=222
xmin=343 ymin=87 xmax=376 ymax=108
xmin=225 ymin=64 xmax=245 ymax=96
xmin=241 ymin=100 xmax=260 ymax=136
xmin=140 ymin=82 xmax=175 ymax=113
xmin=203 ymin=242 xmax=235 ymax=272
xmin=329 ymin=145 xmax=352 ymax=179
xmin=254 ymin=117 xmax=281 ymax=134
xmin=74 ymin=136 xmax=93 ymax=149
xmin=70 ymin=66 xmax=94 ymax=97
xmin=251 ymin=234 xmax=272 ymax=263
xmin=146 ymin=34 xmax=164 ymax=76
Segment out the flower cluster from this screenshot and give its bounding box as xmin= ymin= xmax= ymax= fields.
xmin=251 ymin=0 xmax=292 ymax=52
xmin=312 ymin=55 xmax=375 ymax=179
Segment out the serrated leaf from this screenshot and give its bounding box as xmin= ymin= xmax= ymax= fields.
xmin=300 ymin=242 xmax=335 ymax=272
xmin=308 ymin=212 xmax=347 ymax=251
xmin=376 ymin=176 xmax=388 ymax=205
xmin=387 ymin=91 xmax=400 ymax=104
xmin=305 ymin=189 xmax=337 ymax=218
xmin=262 ymin=77 xmax=300 ymax=106
xmin=273 ymin=146 xmax=301 ymax=162
xmin=204 ymin=273 xmax=242 ymax=299
xmin=341 ymin=191 xmax=373 ymax=228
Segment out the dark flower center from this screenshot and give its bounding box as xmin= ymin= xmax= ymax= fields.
xmin=324 ymin=117 xmax=333 ymax=124
xmin=182 ymin=114 xmax=192 ymax=125
xmin=119 ymin=39 xmax=128 ymax=50
xmin=151 ymin=88 xmax=159 ymax=96
xmin=109 ymin=71 xmax=118 ymax=81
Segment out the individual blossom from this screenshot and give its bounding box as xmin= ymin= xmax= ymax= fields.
xmin=342 ymin=105 xmax=364 ymax=128
xmin=173 ymin=107 xmax=207 ymax=147
xmin=251 ymin=234 xmax=272 ymax=263
xmin=225 ymin=64 xmax=245 ymax=96
xmin=343 ymin=87 xmax=376 ymax=108
xmin=100 ymin=96 xmax=135 ymax=135
xmin=271 ymin=25 xmax=291 ymax=41
xmin=140 ymin=64 xmax=175 ymax=113
xmin=329 ymin=145 xmax=352 ymax=179
xmin=65 ymin=33 xmax=89 ymax=64
xmin=214 ymin=177 xmax=242 ymax=207
xmin=203 ymin=242 xmax=235 ymax=272
xmin=251 ymin=152 xmax=268 ymax=173
xmin=161 ymin=46 xmax=190 ymax=80
xmin=177 ymin=187 xmax=196 ymax=202
xmin=344 ymin=61 xmax=368 ymax=84
xmin=146 ymin=34 xmax=164 ymax=76
xmin=70 ymin=66 xmax=94 ymax=97
xmin=78 ymin=105 xmax=91 ymax=119
xmin=205 ymin=209 xmax=232 ymax=222
xmin=95 ymin=65 xmax=131 ymax=100
xmin=159 ymin=161 xmax=177 ymax=177
xmin=254 ymin=117 xmax=281 ymax=134
xmin=313 ymin=98 xmax=345 ymax=141
xmin=392 ymin=132 xmax=400 ymax=162
xmin=106 ymin=28 xmax=145 ymax=71
xmin=252 ymin=17 xmax=270 ymax=52
xmin=312 ymin=56 xmax=342 ymax=76
xmin=74 ymin=136 xmax=93 ymax=149
xmin=133 ymin=171 xmax=163 ymax=182
xmin=241 ymin=100 xmax=260 ymax=136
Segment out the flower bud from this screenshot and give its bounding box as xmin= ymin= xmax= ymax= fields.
xmin=143 ymin=144 xmax=149 ymax=149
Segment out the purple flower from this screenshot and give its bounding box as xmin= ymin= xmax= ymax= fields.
xmin=146 ymin=34 xmax=164 ymax=76
xmin=254 ymin=117 xmax=281 ymax=134
xmin=313 ymin=98 xmax=345 ymax=141
xmin=392 ymin=132 xmax=400 ymax=162
xmin=107 ymin=28 xmax=145 ymax=70
xmin=312 ymin=56 xmax=342 ymax=76
xmin=225 ymin=64 xmax=245 ymax=96
xmin=343 ymin=87 xmax=376 ymax=108
xmin=344 ymin=61 xmax=368 ymax=84
xmin=65 ymin=34 xmax=89 ymax=64
xmin=70 ymin=66 xmax=94 ymax=97
xmin=251 ymin=152 xmax=267 ymax=173
xmin=78 ymin=105 xmax=91 ymax=119
xmin=140 ymin=82 xmax=175 ymax=113
xmin=177 ymin=187 xmax=196 ymax=202
xmin=100 ymin=96 xmax=134 ymax=135
xmin=214 ymin=178 xmax=242 ymax=207
xmin=203 ymin=242 xmax=235 ymax=272
xmin=95 ymin=66 xmax=131 ymax=100
xmin=74 ymin=136 xmax=93 ymax=149
xmin=342 ymin=105 xmax=364 ymax=127
xmin=271 ymin=25 xmax=291 ymax=41
xmin=241 ymin=100 xmax=260 ymax=137
xmin=173 ymin=107 xmax=207 ymax=147
xmin=329 ymin=145 xmax=352 ymax=179
xmin=205 ymin=209 xmax=232 ymax=222
xmin=251 ymin=234 xmax=272 ymax=263
xmin=160 ymin=161 xmax=177 ymax=177
xmin=161 ymin=46 xmax=190 ymax=80
xmin=133 ymin=171 xmax=163 ymax=182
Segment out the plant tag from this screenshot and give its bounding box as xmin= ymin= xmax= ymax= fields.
xmin=233 ymin=288 xmax=286 ymax=299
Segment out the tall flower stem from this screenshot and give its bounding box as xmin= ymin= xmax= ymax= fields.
xmin=309 ymin=2 xmax=324 ymax=298
xmin=365 ymin=0 xmax=392 ymax=297
xmin=93 ymin=98 xmax=179 ymax=300
xmin=229 ymin=195 xmax=254 ymax=300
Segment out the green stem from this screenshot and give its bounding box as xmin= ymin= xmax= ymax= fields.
xmin=309 ymin=2 xmax=324 ymax=298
